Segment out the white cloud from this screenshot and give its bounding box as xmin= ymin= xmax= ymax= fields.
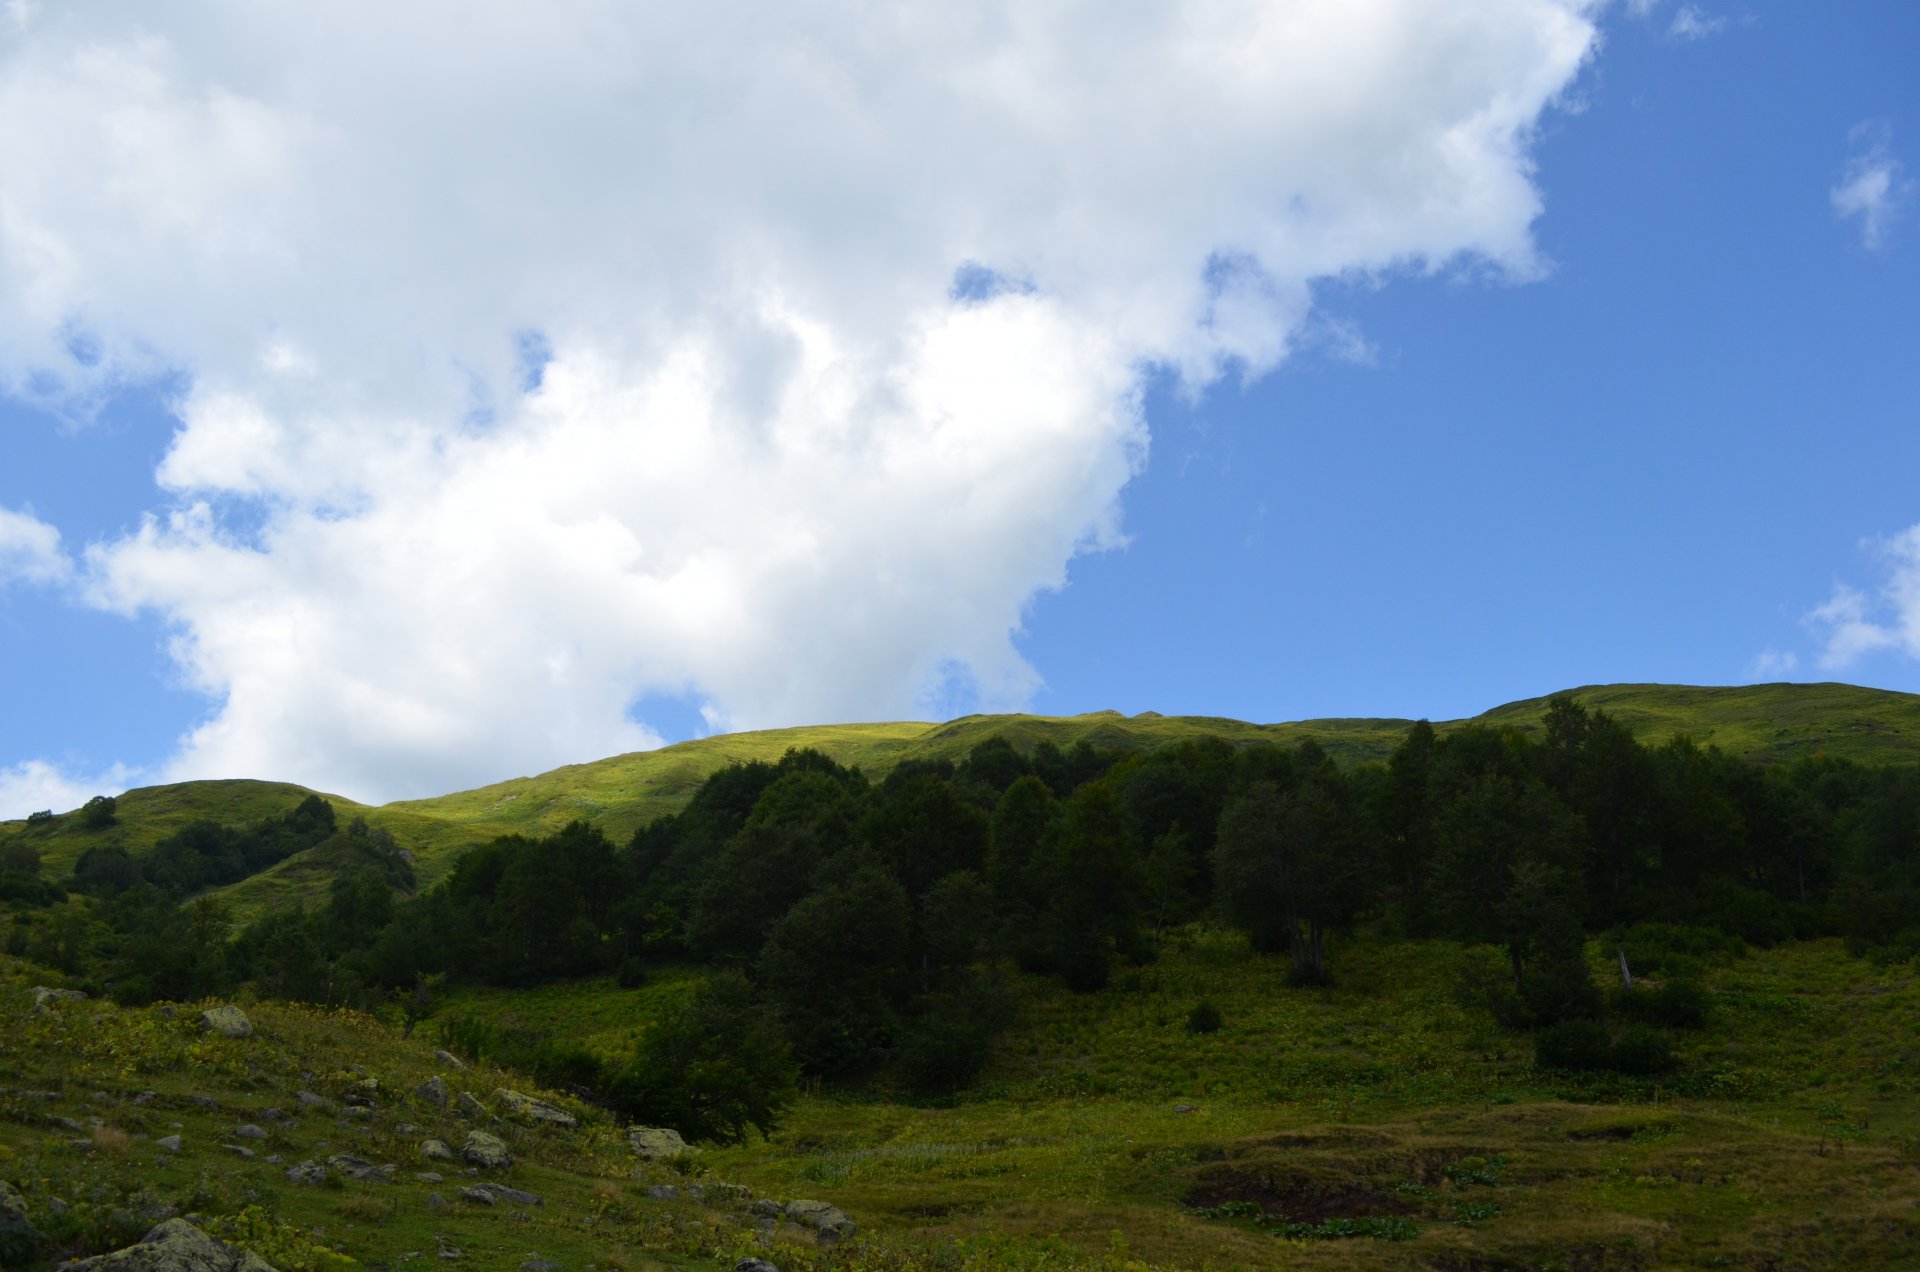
xmin=1748 ymin=649 xmax=1798 ymax=679
xmin=0 ymin=2 xmax=1601 ymax=801
xmin=1667 ymin=7 xmax=1726 ymax=40
xmin=0 ymin=758 xmax=136 ymax=821
xmin=1832 ymin=123 xmax=1912 ymax=251
xmin=1810 ymin=528 xmax=1920 ymax=670
xmin=0 ymin=504 xmax=71 ymax=586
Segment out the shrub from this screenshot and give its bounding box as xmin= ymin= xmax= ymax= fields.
xmin=1185 ymin=1001 xmax=1222 ymax=1034
xmin=1609 ymin=1025 xmax=1677 ymax=1075
xmin=616 ymin=956 xmax=649 ymax=989
xmin=1612 ymin=978 xmax=1710 ymax=1029
xmin=1534 ymin=1018 xmax=1612 ymax=1071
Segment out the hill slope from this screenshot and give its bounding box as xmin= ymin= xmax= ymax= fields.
xmin=9 ymin=681 xmax=1920 ymax=914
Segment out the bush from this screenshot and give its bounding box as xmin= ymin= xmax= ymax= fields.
xmin=616 ymin=956 xmax=649 ymax=989
xmin=1534 ymin=1019 xmax=1613 ymax=1071
xmin=1609 ymin=1025 xmax=1677 ymax=1075
xmin=1613 ymin=922 xmax=1745 ymax=979
xmin=1185 ymin=1001 xmax=1222 ymax=1034
xmin=1612 ymin=978 xmax=1710 ymax=1029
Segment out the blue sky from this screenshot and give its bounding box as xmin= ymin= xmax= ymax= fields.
xmin=1 ymin=2 xmax=1916 ymax=812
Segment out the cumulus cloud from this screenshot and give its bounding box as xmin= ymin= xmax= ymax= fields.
xmin=1810 ymin=528 xmax=1920 ymax=670
xmin=1832 ymin=123 xmax=1912 ymax=251
xmin=0 ymin=758 xmax=136 ymax=821
xmin=0 ymin=504 xmax=70 ymax=586
xmin=0 ymin=2 xmax=1600 ymax=801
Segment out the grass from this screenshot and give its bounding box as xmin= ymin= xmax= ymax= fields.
xmin=13 ymin=927 xmax=1893 ymax=1269
xmin=10 ymin=682 xmax=1920 ymax=919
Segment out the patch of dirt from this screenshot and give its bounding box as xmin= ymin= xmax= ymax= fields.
xmin=1255 ymin=1129 xmax=1392 ymax=1151
xmin=1182 ymin=1166 xmax=1414 ymax=1222
xmin=1566 ymin=1125 xmax=1639 ymax=1141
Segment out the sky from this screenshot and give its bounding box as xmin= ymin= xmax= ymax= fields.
xmin=0 ymin=1 xmax=1916 ymax=815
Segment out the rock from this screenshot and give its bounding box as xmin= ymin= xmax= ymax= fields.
xmin=395 ymin=1122 xmax=416 ymax=1134
xmin=60 ymin=1218 xmax=277 ymax=1272
xmin=416 ymin=1076 xmax=449 ymax=1108
xmin=1172 ymin=1104 xmax=1197 ymax=1114
xmin=419 ymin=1139 xmax=454 ymax=1160
xmin=223 ymin=1146 xmax=256 ymax=1160
xmin=462 ymin=1183 xmax=542 ymax=1207
xmin=156 ymin=1135 xmax=183 ymax=1152
xmin=454 ymin=1091 xmax=487 ymax=1120
xmin=55 ymin=1115 xmax=87 ymax=1132
xmin=326 ymin=1155 xmax=394 ymax=1182
xmin=187 ymin=1095 xmax=219 ymax=1111
xmin=704 ymin=1182 xmax=752 ymax=1206
xmin=259 ymin=1108 xmax=286 ymax=1123
xmin=265 ymin=1156 xmax=281 ymax=1165
xmin=733 ymin=1260 xmax=783 ymax=1272
xmin=493 ymin=1089 xmax=577 ymax=1129
xmin=132 ymin=1091 xmax=159 ymax=1106
xmin=0 ymin=1179 xmax=48 ymax=1265
xmin=285 ymin=1161 xmax=325 ymax=1186
xmin=784 ymin=1200 xmax=856 ymax=1243
xmin=198 ymin=1006 xmax=253 ymax=1039
xmin=748 ymin=1199 xmax=783 ymax=1217
xmin=233 ymin=1125 xmax=267 ymax=1139
xmin=432 ymin=1049 xmax=466 ymax=1069
xmin=30 ymin=986 xmax=88 ymax=1012
xmin=416 ymin=1171 xmax=444 ymax=1183
xmin=460 ymin=1130 xmax=512 ymax=1170
xmin=645 ymin=1184 xmax=679 ymax=1200
xmin=626 ymin=1126 xmax=688 ymax=1160
xmin=294 ymin=1091 xmax=328 ymax=1109
xmin=520 ymin=1261 xmax=559 ymax=1272
xmin=344 ymin=1107 xmax=373 ymax=1119
xmin=427 ymin=1193 xmax=450 ymax=1213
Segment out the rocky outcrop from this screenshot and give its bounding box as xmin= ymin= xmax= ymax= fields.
xmin=29 ymin=986 xmax=87 ymax=1012
xmin=416 ymin=1076 xmax=449 ymax=1108
xmin=0 ymin=1179 xmax=48 ymax=1265
xmin=60 ymin=1218 xmax=276 ymax=1272
xmin=460 ymin=1129 xmax=513 ymax=1170
xmin=198 ymin=1006 xmax=253 ymax=1039
xmin=626 ymin=1126 xmax=687 ymax=1159
xmin=493 ymin=1089 xmax=577 ymax=1129
xmin=784 ymin=1199 xmax=857 ymax=1243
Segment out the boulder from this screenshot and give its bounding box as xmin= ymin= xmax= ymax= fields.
xmin=198 ymin=1007 xmax=253 ymax=1040
xmin=493 ymin=1089 xmax=576 ymax=1129
xmin=733 ymin=1260 xmax=783 ymax=1272
xmin=419 ymin=1138 xmax=454 ymax=1161
xmin=454 ymin=1091 xmax=487 ymax=1120
xmin=59 ymin=1218 xmax=277 ymax=1272
xmin=294 ymin=1091 xmax=328 ymax=1110
xmin=784 ymin=1199 xmax=857 ymax=1243
xmin=626 ymin=1126 xmax=688 ymax=1160
xmin=326 ymin=1155 xmax=394 ymax=1183
xmin=416 ymin=1076 xmax=449 ymax=1108
xmin=0 ymin=1179 xmax=48 ymax=1265
xmin=232 ymin=1125 xmax=267 ymax=1140
xmin=432 ymin=1049 xmax=466 ymax=1069
xmin=285 ymin=1161 xmax=325 ymax=1186
xmin=645 ymin=1185 xmax=678 ymax=1200
xmin=462 ymin=1183 xmax=542 ymax=1207
xmin=29 ymin=986 xmax=88 ymax=1012
xmin=460 ymin=1130 xmax=512 ymax=1170
xmin=155 ymin=1135 xmax=183 ymax=1152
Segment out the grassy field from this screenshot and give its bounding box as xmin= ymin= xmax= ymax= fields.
xmin=5 ymin=929 xmax=1917 ymax=1270
xmin=8 ymin=682 xmax=1920 ymax=917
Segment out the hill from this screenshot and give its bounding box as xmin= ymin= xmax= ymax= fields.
xmin=8 ymin=681 xmax=1920 ymax=915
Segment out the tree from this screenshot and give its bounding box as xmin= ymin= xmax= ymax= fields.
xmin=607 ymin=972 xmax=797 ymax=1144
xmin=759 ymin=865 xmax=910 ymax=1075
xmin=81 ymin=794 xmax=118 ymax=829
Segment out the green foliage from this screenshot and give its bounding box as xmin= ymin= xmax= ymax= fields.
xmin=1533 ymin=1018 xmax=1615 ymax=1071
xmin=81 ymin=794 xmax=119 ymax=829
xmin=1184 ymin=1000 xmax=1221 ymax=1034
xmin=1612 ymin=978 xmax=1711 ymax=1029
xmin=607 ymin=971 xmax=797 ymax=1143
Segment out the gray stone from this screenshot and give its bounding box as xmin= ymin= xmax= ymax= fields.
xmin=232 ymin=1125 xmax=267 ymax=1139
xmin=132 ymin=1091 xmax=159 ymax=1106
xmin=197 ymin=1006 xmax=253 ymax=1039
xmin=748 ymin=1199 xmax=783 ymax=1217
xmin=326 ymin=1155 xmax=394 ymax=1182
xmin=395 ymin=1122 xmax=416 ymax=1135
xmin=415 ymin=1171 xmax=444 ymax=1183
xmin=223 ymin=1146 xmax=256 ymax=1160
xmin=784 ymin=1200 xmax=856 ymax=1242
xmin=419 ymin=1138 xmax=454 ymax=1161
xmin=432 ymin=1049 xmax=466 ymax=1069
xmin=460 ymin=1129 xmax=512 ymax=1170
xmin=155 ymin=1135 xmax=183 ymax=1152
xmin=284 ymin=1161 xmax=325 ymax=1186
xmin=1172 ymin=1103 xmax=1197 ymax=1114
xmin=294 ymin=1091 xmax=327 ymax=1109
xmin=520 ymin=1261 xmax=559 ymax=1272
xmin=259 ymin=1108 xmax=286 ymax=1122
xmin=60 ymin=1218 xmax=277 ymax=1272
xmin=454 ymin=1091 xmax=487 ymax=1120
xmin=416 ymin=1075 xmax=449 ymax=1108
xmin=645 ymin=1185 xmax=679 ymax=1200
xmin=733 ymin=1260 xmax=783 ymax=1272
xmin=0 ymin=1178 xmax=48 ymax=1265
xmin=30 ymin=986 xmax=88 ymax=1013
xmin=704 ymin=1182 xmax=751 ymax=1206
xmin=427 ymin=1193 xmax=450 ymax=1213
xmin=626 ymin=1126 xmax=688 ymax=1159
xmin=187 ymin=1096 xmax=218 ymax=1111
xmin=462 ymin=1183 xmax=542 ymax=1207
xmin=493 ymin=1089 xmax=577 ymax=1129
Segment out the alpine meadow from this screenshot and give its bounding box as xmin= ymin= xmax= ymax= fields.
xmin=4 ymin=5 xmax=1919 ymax=1272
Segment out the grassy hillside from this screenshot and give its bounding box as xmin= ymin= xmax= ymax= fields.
xmin=9 ymin=930 xmax=1918 ymax=1270
xmin=9 ymin=682 xmax=1920 ymax=917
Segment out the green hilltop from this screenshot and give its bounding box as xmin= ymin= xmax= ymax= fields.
xmin=7 ymin=681 xmax=1920 ymax=916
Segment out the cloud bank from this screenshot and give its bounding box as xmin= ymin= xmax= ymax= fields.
xmin=0 ymin=2 xmax=1600 ymax=803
